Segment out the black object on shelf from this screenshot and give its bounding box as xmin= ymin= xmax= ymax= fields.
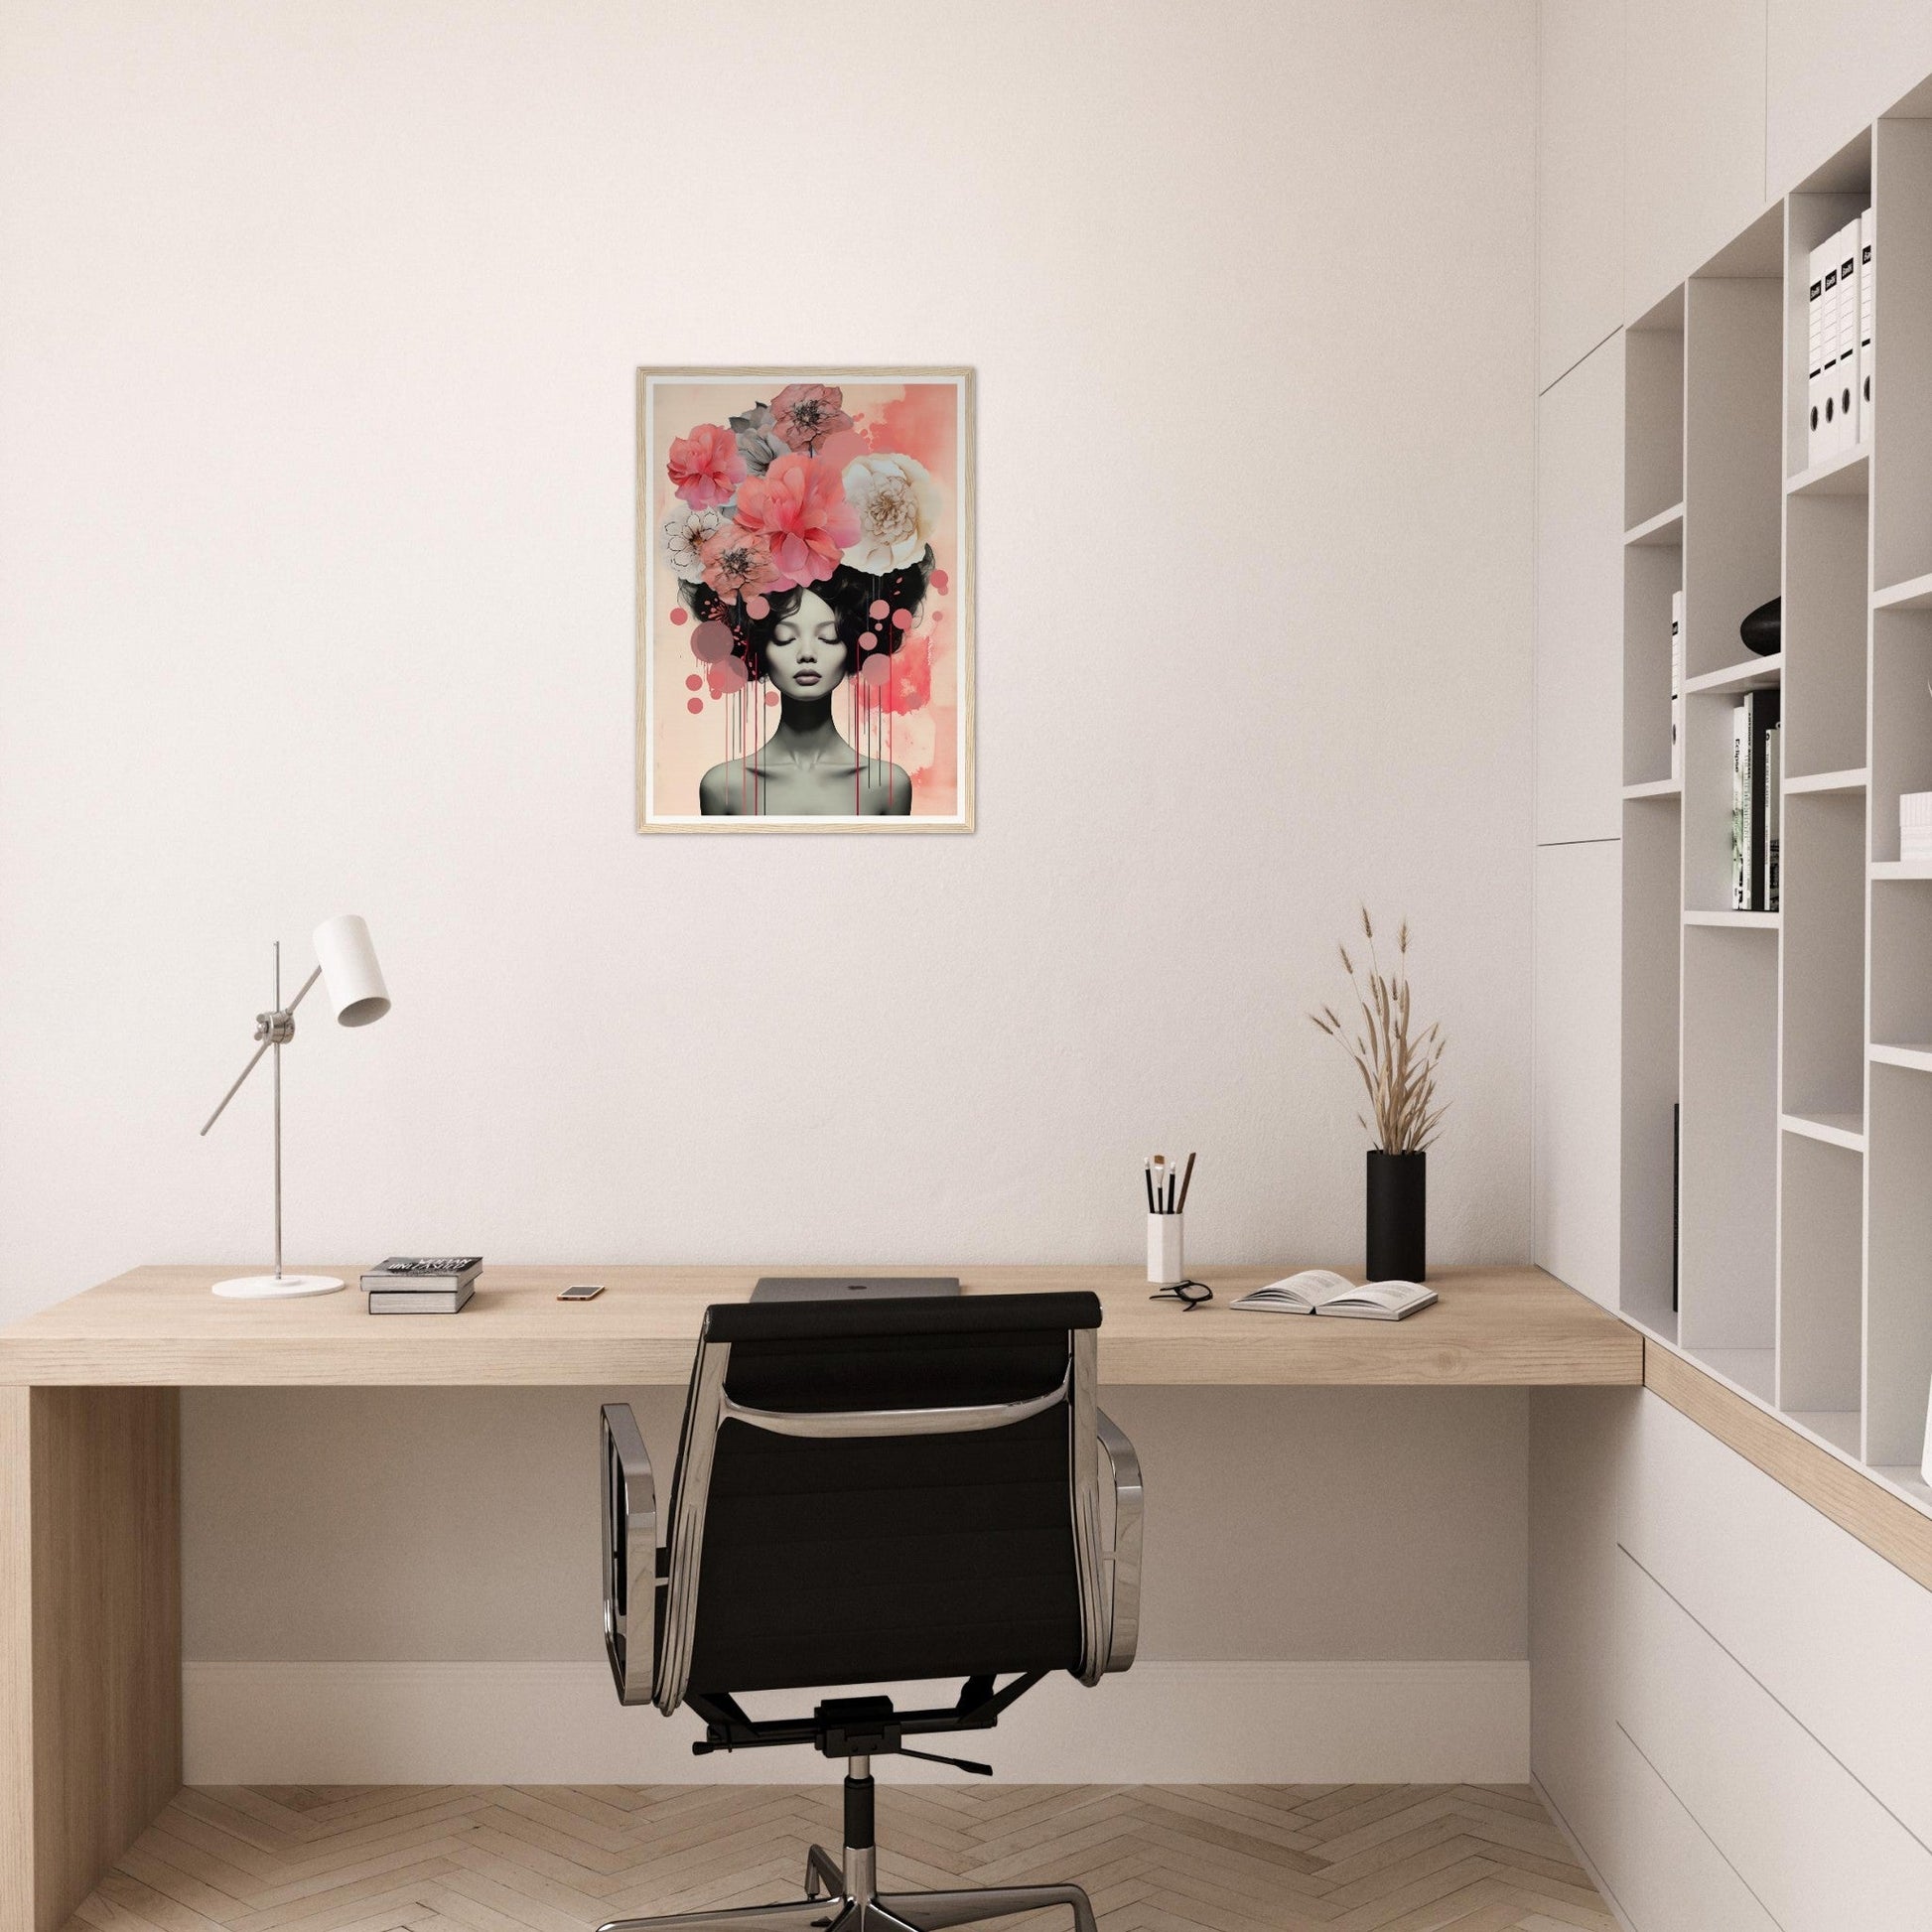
xmin=1366 ymin=1149 xmax=1426 ymax=1283
xmin=1740 ymin=595 xmax=1781 ymax=657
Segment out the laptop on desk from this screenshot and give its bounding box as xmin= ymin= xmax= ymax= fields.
xmin=751 ymin=1275 xmax=962 ymax=1302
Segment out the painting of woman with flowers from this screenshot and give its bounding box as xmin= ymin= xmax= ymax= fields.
xmin=636 ymin=368 xmax=973 ymax=831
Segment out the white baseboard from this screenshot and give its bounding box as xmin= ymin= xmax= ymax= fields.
xmin=183 ymin=1659 xmax=1528 ymax=1785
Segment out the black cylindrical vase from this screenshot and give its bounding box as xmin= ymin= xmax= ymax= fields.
xmin=1366 ymin=1150 xmax=1426 ymax=1282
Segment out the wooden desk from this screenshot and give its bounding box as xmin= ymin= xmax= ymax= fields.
xmin=0 ymin=1262 xmax=1637 ymax=1388
xmin=0 ymin=1262 xmax=1634 ymax=1932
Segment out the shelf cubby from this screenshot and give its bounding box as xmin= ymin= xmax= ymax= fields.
xmin=1622 ymin=538 xmax=1682 ymax=787
xmin=1683 ymin=677 xmax=1779 ymax=915
xmin=1869 ymin=874 xmax=1932 ymax=1048
xmin=1779 ymin=790 xmax=1866 ymax=1120
xmin=1786 ymin=151 xmax=1871 ymax=482
xmin=1625 ymin=288 xmax=1684 ymax=532
xmin=1872 ymin=113 xmax=1932 ymax=592
xmin=1784 ymin=494 xmax=1868 ymax=776
xmin=1776 ymin=1133 xmax=1863 ymax=1432
xmin=1620 ymin=792 xmax=1683 ymax=1342
xmin=1683 ymin=239 xmax=1782 ymax=684
xmin=1866 ymin=1063 xmax=1932 ymax=1467
xmin=1678 ymin=924 xmax=1779 ymax=1362
xmin=1868 ymin=607 xmax=1932 ymax=861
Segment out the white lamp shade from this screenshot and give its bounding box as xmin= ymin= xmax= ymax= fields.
xmin=312 ymin=914 xmax=390 ymax=1027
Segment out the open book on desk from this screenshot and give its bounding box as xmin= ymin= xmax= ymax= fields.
xmin=1230 ymin=1270 xmax=1437 ymax=1320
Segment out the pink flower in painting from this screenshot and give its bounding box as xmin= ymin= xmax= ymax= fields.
xmin=667 ymin=423 xmax=746 ymax=510
xmin=769 ymin=382 xmax=853 ymax=454
xmin=698 ymin=521 xmax=779 ymax=604
xmin=732 ymin=453 xmax=859 ymax=590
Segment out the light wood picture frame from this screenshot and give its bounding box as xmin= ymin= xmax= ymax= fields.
xmin=635 ymin=367 xmax=975 ymax=832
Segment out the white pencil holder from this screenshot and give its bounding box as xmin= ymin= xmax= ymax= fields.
xmin=1147 ymin=1213 xmax=1185 ymax=1287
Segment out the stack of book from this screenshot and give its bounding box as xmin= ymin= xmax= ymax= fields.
xmin=361 ymin=1256 xmax=483 ymax=1313
xmin=1729 ymin=691 xmax=1781 ymax=911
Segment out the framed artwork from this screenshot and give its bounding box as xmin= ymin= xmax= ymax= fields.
xmin=635 ymin=367 xmax=974 ymax=832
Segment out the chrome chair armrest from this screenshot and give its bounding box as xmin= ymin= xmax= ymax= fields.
xmin=601 ymin=1403 xmax=658 ymax=1707
xmin=1095 ymin=1408 xmax=1143 ymax=1672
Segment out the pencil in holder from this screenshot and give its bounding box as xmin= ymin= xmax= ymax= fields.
xmin=1147 ymin=1211 xmax=1185 ymax=1287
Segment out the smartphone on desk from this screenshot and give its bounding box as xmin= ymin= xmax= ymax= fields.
xmin=558 ymin=1283 xmax=605 ymax=1301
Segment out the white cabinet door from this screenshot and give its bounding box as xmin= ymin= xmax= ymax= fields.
xmin=1529 ymin=1388 xmax=1637 ymax=1859
xmin=1536 ymin=337 xmax=1624 ymax=844
xmin=1538 ymin=0 xmax=1624 ymax=389
xmin=1768 ymin=1 xmax=1932 ymax=196
xmin=1533 ymin=840 xmax=1622 ymax=1306
xmin=1625 ymin=0 xmax=1768 ymax=316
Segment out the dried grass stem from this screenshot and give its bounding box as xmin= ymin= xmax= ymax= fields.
xmin=1310 ymin=906 xmax=1449 ymax=1154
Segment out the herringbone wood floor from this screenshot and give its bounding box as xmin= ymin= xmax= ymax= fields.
xmin=67 ymin=1785 xmax=1615 ymax=1932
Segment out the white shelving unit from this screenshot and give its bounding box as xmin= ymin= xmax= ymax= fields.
xmin=1619 ymin=108 xmax=1932 ymax=1518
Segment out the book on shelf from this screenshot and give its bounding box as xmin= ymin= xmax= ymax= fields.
xmin=1728 ymin=689 xmax=1781 ymax=911
xmin=368 ymin=1281 xmax=475 ymax=1314
xmin=1670 ymin=590 xmax=1683 ymax=781
xmin=1730 ymin=703 xmax=1749 ymax=907
xmin=1765 ymin=721 xmax=1781 ymax=911
xmin=1230 ymin=1270 xmax=1437 ymax=1320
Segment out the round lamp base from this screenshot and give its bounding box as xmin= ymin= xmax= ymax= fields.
xmin=210 ymin=1273 xmax=345 ymax=1300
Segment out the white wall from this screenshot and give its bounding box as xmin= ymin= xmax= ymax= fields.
xmin=0 ymin=0 xmax=1536 ymax=1309
xmin=0 ymin=1 xmax=1540 ymax=1769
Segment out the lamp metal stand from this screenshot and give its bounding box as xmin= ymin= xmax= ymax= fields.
xmin=202 ymin=939 xmax=341 ymax=1300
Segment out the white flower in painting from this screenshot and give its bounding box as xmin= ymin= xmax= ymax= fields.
xmin=840 ymin=453 xmax=941 ymax=574
xmin=663 ymin=506 xmax=724 ymax=582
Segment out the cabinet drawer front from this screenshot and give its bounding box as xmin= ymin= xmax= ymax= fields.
xmin=1616 ymin=1549 xmax=1932 ymax=1929
xmin=1621 ymin=1389 xmax=1932 ymax=1846
xmin=1601 ymin=1724 xmax=1778 ymax=1932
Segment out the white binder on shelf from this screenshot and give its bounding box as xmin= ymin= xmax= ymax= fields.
xmin=1807 ymin=239 xmax=1830 ymax=467
xmin=1835 ymin=219 xmax=1861 ymax=456
xmin=1670 ymin=589 xmax=1683 ymax=783
xmin=1820 ymin=231 xmax=1845 ymax=458
xmin=1859 ymin=206 xmax=1874 ymax=446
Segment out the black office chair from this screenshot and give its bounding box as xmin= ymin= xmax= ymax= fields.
xmin=597 ymin=1291 xmax=1143 ymax=1932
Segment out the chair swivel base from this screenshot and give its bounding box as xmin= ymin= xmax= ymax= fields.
xmin=595 ymin=1827 xmax=1098 ymax=1932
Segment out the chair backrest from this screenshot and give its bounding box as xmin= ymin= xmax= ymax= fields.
xmin=652 ymin=1291 xmax=1106 ymax=1713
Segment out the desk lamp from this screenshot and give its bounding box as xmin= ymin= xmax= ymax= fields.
xmin=200 ymin=913 xmax=390 ymax=1299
